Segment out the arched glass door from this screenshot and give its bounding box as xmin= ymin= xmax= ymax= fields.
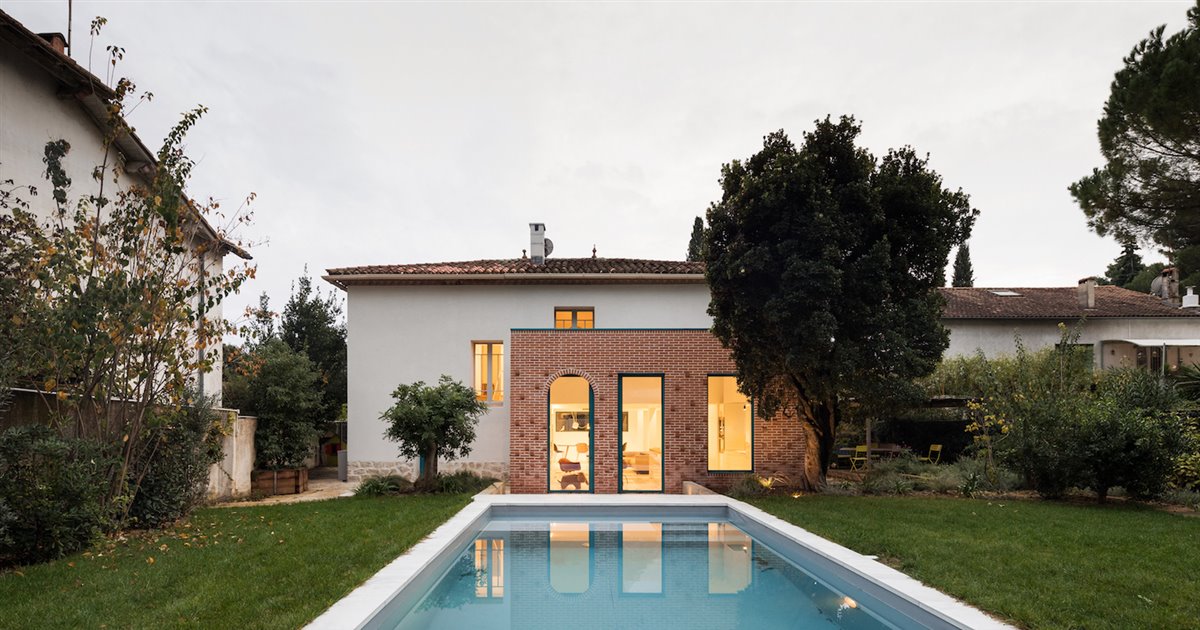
xmin=549 ymin=376 xmax=592 ymax=492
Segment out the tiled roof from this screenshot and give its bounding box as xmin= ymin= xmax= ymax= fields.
xmin=939 ymin=286 xmax=1200 ymax=319
xmin=326 ymin=258 xmax=705 ymax=277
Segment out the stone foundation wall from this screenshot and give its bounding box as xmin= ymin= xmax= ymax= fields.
xmin=348 ymin=459 xmax=508 ymax=483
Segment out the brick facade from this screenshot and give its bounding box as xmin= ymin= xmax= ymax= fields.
xmin=509 ymin=329 xmax=807 ymax=493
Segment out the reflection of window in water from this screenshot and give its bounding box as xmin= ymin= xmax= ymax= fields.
xmin=550 ymin=523 xmax=590 ymax=593
xmin=708 ymin=522 xmax=751 ymax=594
xmin=621 ymin=522 xmax=663 ymax=594
xmin=473 ymin=538 xmax=504 ymax=598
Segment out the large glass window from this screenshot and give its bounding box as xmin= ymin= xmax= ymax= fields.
xmin=554 ymin=308 xmax=594 ymax=329
xmin=620 ymin=375 xmax=663 ymax=492
xmin=549 ymin=376 xmax=591 ymax=492
xmin=708 ymin=376 xmax=752 ymax=471
xmin=472 ymin=342 xmax=504 ymax=403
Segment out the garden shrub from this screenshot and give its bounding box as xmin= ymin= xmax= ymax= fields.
xmin=0 ymin=426 xmax=112 ymax=566
xmin=727 ymin=473 xmax=790 ymax=498
xmin=246 ymin=339 xmax=325 ymax=471
xmin=355 ymin=471 xmax=495 ymax=497
xmin=355 ymin=475 xmax=415 ymax=497
xmin=431 ymin=471 xmax=496 ymax=494
xmin=1075 ymin=371 xmax=1189 ymax=502
xmin=128 ymin=402 xmax=225 ymax=527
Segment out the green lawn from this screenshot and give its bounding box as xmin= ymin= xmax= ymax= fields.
xmin=0 ymin=494 xmax=471 ymax=629
xmin=750 ymin=495 xmax=1200 ymax=630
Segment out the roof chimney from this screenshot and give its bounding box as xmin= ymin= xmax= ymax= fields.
xmin=1184 ymin=287 xmax=1199 ymax=309
xmin=1077 ymin=276 xmax=1096 ymax=309
xmin=38 ymin=33 xmax=67 ymax=55
xmin=529 ymin=223 xmax=546 ymax=265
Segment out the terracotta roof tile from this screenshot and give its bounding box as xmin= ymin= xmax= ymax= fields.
xmin=326 ymin=258 xmax=705 ymax=276
xmin=938 ymin=286 xmax=1200 ymax=319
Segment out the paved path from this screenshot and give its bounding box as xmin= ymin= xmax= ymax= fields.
xmin=213 ymin=467 xmax=357 ymax=508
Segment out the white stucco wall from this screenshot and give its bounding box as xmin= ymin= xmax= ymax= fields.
xmin=1 ymin=38 xmax=224 ymax=405
xmin=345 ymin=283 xmax=713 ymax=472
xmin=943 ymin=317 xmax=1200 ymax=367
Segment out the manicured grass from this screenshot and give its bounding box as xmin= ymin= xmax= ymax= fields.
xmin=750 ymin=495 xmax=1200 ymax=630
xmin=0 ymin=494 xmax=471 ymax=629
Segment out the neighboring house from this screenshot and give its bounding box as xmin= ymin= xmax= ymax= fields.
xmin=942 ymin=279 xmax=1200 ymax=372
xmin=329 ymin=224 xmax=1200 ymax=494
xmin=0 ymin=10 xmax=250 ymax=404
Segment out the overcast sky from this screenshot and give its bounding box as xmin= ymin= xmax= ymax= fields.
xmin=4 ymin=0 xmax=1195 ymax=330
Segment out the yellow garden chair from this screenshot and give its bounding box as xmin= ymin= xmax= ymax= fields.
xmin=849 ymin=445 xmax=869 ymax=471
xmin=918 ymin=444 xmax=943 ymax=464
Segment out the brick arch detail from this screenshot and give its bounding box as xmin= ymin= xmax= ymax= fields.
xmin=542 ymin=369 xmax=598 ymax=392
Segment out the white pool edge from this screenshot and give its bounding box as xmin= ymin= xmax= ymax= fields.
xmin=305 ymin=494 xmax=1014 ymax=630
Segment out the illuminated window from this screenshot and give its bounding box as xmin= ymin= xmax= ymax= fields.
xmin=708 ymin=376 xmax=752 ymax=471
xmin=472 ymin=342 xmax=504 ymax=403
xmin=554 ymin=308 xmax=594 ymax=329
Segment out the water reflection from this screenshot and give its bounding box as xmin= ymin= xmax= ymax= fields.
xmin=473 ymin=538 xmax=505 ymax=599
xmin=620 ymin=522 xmax=663 ymax=594
xmin=549 ymin=522 xmax=590 ymax=593
xmin=708 ymin=522 xmax=751 ymax=594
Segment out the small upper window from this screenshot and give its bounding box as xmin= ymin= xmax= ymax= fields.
xmin=554 ymin=308 xmax=594 ymax=329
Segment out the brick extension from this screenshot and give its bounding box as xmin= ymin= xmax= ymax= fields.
xmin=509 ymin=329 xmax=807 ymax=494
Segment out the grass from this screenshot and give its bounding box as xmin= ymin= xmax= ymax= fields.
xmin=0 ymin=494 xmax=471 ymax=629
xmin=750 ymin=495 xmax=1200 ymax=630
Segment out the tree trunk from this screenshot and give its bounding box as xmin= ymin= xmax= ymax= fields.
xmin=1096 ymin=486 xmax=1108 ymax=504
xmin=420 ymin=444 xmax=439 ymax=487
xmin=797 ymin=399 xmax=838 ymax=491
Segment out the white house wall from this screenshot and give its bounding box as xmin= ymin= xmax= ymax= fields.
xmin=344 ymin=283 xmax=712 ymax=480
xmin=2 ymin=38 xmax=225 ymax=406
xmin=943 ymin=317 xmax=1200 ymax=366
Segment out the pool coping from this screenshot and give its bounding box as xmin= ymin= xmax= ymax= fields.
xmin=306 ymin=494 xmax=1014 ymax=630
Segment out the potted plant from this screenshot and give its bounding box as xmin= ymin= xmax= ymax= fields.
xmin=244 ymin=340 xmax=324 ymax=495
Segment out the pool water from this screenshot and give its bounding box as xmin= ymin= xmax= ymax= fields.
xmin=385 ymin=517 xmax=898 ymax=630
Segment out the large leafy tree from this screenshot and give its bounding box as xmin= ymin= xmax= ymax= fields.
xmin=951 ymin=244 xmax=974 ymax=287
xmin=380 ymin=375 xmax=487 ymax=485
xmin=1070 ymin=3 xmax=1200 ymax=273
xmin=705 ymin=118 xmax=976 ymax=489
xmin=280 ymin=272 xmax=347 ymax=422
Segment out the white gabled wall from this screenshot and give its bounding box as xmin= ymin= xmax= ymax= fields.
xmin=1 ymin=38 xmax=226 ymax=406
xmin=345 ymin=283 xmax=712 ymax=467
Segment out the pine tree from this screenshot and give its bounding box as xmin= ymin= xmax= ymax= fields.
xmin=1105 ymin=241 xmax=1145 ymax=288
xmin=951 ymin=244 xmax=974 ymax=287
xmin=687 ymin=217 xmax=705 ymax=261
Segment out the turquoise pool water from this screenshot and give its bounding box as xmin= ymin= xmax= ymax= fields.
xmin=382 ymin=516 xmax=903 ymax=630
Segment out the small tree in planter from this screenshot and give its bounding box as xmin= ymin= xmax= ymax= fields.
xmin=380 ymin=376 xmax=487 ymax=487
xmin=245 ymin=340 xmax=324 ymax=493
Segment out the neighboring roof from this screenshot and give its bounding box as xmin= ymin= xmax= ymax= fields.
xmin=0 ymin=10 xmax=250 ymax=261
xmin=939 ymin=286 xmax=1200 ymax=319
xmin=324 ymin=258 xmax=706 ymax=287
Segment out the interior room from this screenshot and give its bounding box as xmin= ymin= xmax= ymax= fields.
xmin=549 ymin=377 xmax=591 ymax=492
xmin=621 ymin=376 xmax=664 ymax=492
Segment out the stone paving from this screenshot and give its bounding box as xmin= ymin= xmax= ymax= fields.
xmin=213 ymin=467 xmax=356 ymax=508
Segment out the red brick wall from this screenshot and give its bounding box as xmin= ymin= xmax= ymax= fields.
xmin=509 ymin=329 xmax=807 ymax=494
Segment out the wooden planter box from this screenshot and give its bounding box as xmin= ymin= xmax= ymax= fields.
xmin=253 ymin=468 xmax=309 ymax=496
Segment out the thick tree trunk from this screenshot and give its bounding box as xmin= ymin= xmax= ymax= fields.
xmin=797 ymin=399 xmax=838 ymax=491
xmin=420 ymin=444 xmax=439 ymax=488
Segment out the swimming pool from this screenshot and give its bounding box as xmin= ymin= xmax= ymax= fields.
xmin=308 ymin=495 xmax=1010 ymax=630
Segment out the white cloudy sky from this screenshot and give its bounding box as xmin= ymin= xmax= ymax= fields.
xmin=4 ymin=0 xmax=1195 ymax=327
